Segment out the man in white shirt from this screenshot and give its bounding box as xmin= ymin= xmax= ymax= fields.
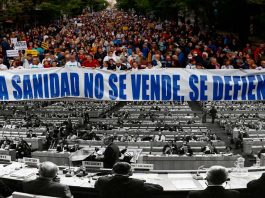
xmin=103 ymin=51 xmax=117 ymax=62
xmin=65 ymin=55 xmax=81 ymax=68
xmin=186 ymin=59 xmax=197 ymax=69
xmin=29 ymin=58 xmax=44 ymax=69
xmin=154 ymin=132 xmax=166 ymax=142
xmin=0 ymin=58 xmax=8 ymax=70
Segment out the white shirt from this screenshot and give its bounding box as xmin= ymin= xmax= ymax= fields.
xmin=186 ymin=64 xmax=196 ymax=69
xmin=29 ymin=63 xmax=44 ymax=69
xmin=0 ymin=64 xmax=8 ymax=70
xmin=65 ymin=61 xmax=81 ymax=68
xmin=221 ymin=65 xmax=234 ymax=69
xmin=154 ymin=135 xmax=166 ymax=142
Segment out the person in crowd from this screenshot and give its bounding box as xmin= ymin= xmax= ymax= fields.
xmin=120 ymin=132 xmax=132 ymax=142
xmin=201 ymin=141 xmax=218 ymax=154
xmin=187 ymin=166 xmax=240 ymax=198
xmin=16 ymin=137 xmax=31 ymax=158
xmin=0 ymin=136 xmax=12 ymax=149
xmin=65 ymin=54 xmax=81 ymax=68
xmin=29 ymin=58 xmax=43 ymax=69
xmin=178 ymin=142 xmax=193 ymax=156
xmin=162 ymin=141 xmax=178 ymax=155
xmin=154 ymin=131 xmax=166 ymax=142
xmin=23 ymin=161 xmax=72 ymax=198
xmin=95 ymin=162 xmax=163 ymax=198
xmin=26 ymin=129 xmax=37 ymax=138
xmin=102 ymin=136 xmax=120 ymax=168
xmin=0 ymin=58 xmax=8 ymax=70
xmin=82 ymin=54 xmax=100 ymax=68
xmin=209 ymin=106 xmax=217 ymax=124
xmin=131 ymin=133 xmax=141 ymax=142
xmin=66 ymin=132 xmax=77 ymax=140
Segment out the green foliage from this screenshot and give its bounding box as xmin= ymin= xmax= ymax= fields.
xmin=0 ymin=0 xmax=109 ymax=22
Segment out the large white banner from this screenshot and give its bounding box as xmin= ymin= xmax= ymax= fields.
xmin=0 ymin=68 xmax=264 ymax=101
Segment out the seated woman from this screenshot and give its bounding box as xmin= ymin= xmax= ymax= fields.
xmin=201 ymin=141 xmax=218 ymax=154
xmin=178 ymin=142 xmax=193 ymax=156
xmin=162 ymin=142 xmax=178 ymax=155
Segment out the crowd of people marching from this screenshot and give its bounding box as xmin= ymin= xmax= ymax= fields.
xmin=0 ymin=9 xmax=264 ymax=71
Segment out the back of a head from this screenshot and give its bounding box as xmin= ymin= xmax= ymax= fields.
xmin=39 ymin=161 xmax=58 ymax=179
xmin=206 ymin=166 xmax=228 ymax=185
xmin=112 ymin=162 xmax=132 ymax=176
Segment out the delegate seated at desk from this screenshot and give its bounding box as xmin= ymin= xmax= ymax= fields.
xmin=154 ymin=132 xmax=166 ymax=142
xmin=178 ymin=143 xmax=193 ymax=156
xmin=95 ymin=162 xmax=163 ymax=198
xmin=201 ymin=141 xmax=218 ymax=154
xmin=16 ymin=137 xmax=31 ymax=159
xmin=23 ymin=161 xmax=72 ymax=198
xmin=0 ymin=136 xmax=15 ymax=150
xmin=188 ymin=166 xmax=240 ymax=198
xmin=247 ymin=172 xmax=265 ymax=198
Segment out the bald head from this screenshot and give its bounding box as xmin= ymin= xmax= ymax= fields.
xmin=39 ymin=161 xmax=58 ymax=179
xmin=206 ymin=166 xmax=228 ymax=185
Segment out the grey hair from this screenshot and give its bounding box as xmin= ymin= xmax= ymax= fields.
xmin=39 ymin=161 xmax=58 ymax=178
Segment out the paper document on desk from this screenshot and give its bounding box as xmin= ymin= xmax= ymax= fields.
xmin=131 ymin=173 xmax=159 ymax=180
xmin=172 ymin=180 xmax=197 ymax=189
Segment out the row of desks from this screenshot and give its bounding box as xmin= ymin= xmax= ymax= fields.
xmin=1 ymin=162 xmax=265 ymax=198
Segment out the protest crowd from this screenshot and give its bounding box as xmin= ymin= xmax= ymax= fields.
xmin=0 ymin=9 xmax=265 ymax=71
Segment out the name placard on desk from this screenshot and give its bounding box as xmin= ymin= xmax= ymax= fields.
xmin=131 ymin=163 xmax=154 ymax=170
xmin=0 ymin=155 xmax=11 ymax=162
xmin=23 ymin=157 xmax=40 ymax=167
xmin=82 ymin=161 xmax=103 ymax=168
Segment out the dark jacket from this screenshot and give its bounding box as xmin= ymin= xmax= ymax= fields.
xmin=23 ymin=177 xmax=72 ymax=198
xmin=188 ymin=186 xmax=240 ymax=198
xmin=95 ymin=175 xmax=163 ymax=198
xmin=103 ymin=142 xmax=120 ymax=168
xmin=247 ymin=172 xmax=265 ymax=198
xmin=0 ymin=179 xmax=12 ymax=198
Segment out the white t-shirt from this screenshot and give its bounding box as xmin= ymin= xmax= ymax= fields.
xmin=0 ymin=64 xmax=8 ymax=70
xmin=186 ymin=64 xmax=196 ymax=69
xmin=29 ymin=63 xmax=44 ymax=69
xmin=65 ymin=61 xmax=81 ymax=68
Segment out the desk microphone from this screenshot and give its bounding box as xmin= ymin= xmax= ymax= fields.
xmin=193 ymin=165 xmax=205 ymax=180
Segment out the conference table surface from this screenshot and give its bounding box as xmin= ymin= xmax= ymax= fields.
xmin=1 ymin=162 xmax=265 ymax=192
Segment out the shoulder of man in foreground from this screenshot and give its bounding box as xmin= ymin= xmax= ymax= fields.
xmin=95 ymin=175 xmax=163 ymax=192
xmin=23 ymin=178 xmax=72 ymax=198
xmin=187 ymin=188 xmax=240 ymax=198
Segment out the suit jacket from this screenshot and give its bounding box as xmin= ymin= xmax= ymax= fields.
xmin=23 ymin=177 xmax=72 ymax=198
xmin=0 ymin=179 xmax=12 ymax=197
xmin=95 ymin=175 xmax=163 ymax=198
xmin=103 ymin=142 xmax=120 ymax=168
xmin=188 ymin=186 xmax=240 ymax=198
xmin=247 ymin=172 xmax=265 ymax=198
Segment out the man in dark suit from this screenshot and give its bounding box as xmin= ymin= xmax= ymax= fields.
xmin=103 ymin=136 xmax=120 ymax=168
xmin=23 ymin=161 xmax=72 ymax=198
xmin=187 ymin=166 xmax=240 ymax=198
xmin=95 ymin=162 xmax=163 ymax=198
xmin=247 ymin=172 xmax=265 ymax=198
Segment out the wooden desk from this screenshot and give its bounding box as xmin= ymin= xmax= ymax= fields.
xmin=141 ymin=155 xmax=239 ymax=170
xmin=1 ymin=162 xmax=265 ymax=198
xmin=31 ymin=151 xmax=71 ymax=166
